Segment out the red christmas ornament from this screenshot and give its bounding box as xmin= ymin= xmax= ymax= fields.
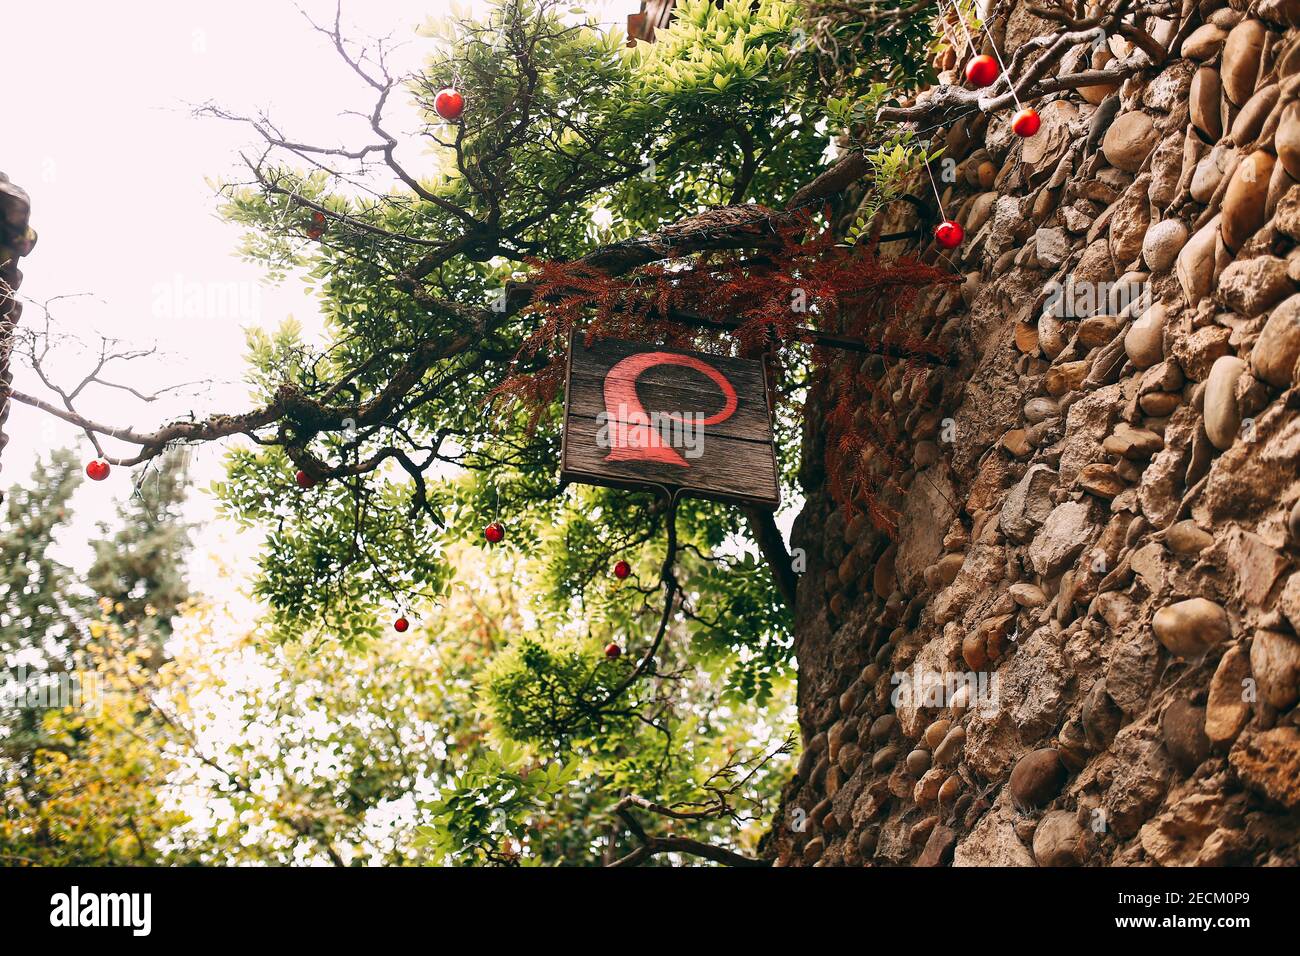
xmin=295 ymin=469 xmax=316 ymax=489
xmin=85 ymin=459 xmax=110 ymax=481
xmin=1011 ymin=107 xmax=1041 ymax=137
xmin=393 ymin=616 xmax=409 ymax=633
xmin=964 ymin=54 xmax=1000 ymax=88
xmin=934 ymin=219 xmax=965 ymax=249
xmin=483 ymin=521 xmax=505 ymax=544
xmin=613 ymin=560 xmax=631 ymax=580
xmin=604 ymin=642 xmax=622 ymax=660
xmin=434 ymin=88 xmax=464 ymax=121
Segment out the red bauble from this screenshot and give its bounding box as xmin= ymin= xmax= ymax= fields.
xmin=613 ymin=560 xmax=631 ymax=580
xmin=964 ymin=54 xmax=999 ymax=88
xmin=85 ymin=459 xmax=110 ymax=481
xmin=934 ymin=219 xmax=965 ymax=249
xmin=483 ymin=521 xmax=505 ymax=544
xmin=434 ymin=88 xmax=465 ymax=121
xmin=393 ymin=616 xmax=409 ymax=633
xmin=1011 ymin=107 xmax=1041 ymax=137
xmin=604 ymin=642 xmax=622 ymax=660
xmin=295 ymin=469 xmax=316 ymax=489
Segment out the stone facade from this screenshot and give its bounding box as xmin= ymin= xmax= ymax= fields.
xmin=0 ymin=173 xmax=35 ymax=502
xmin=772 ymin=0 xmax=1300 ymax=866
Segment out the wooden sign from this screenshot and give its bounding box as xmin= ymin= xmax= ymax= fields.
xmin=561 ymin=335 xmax=780 ymax=509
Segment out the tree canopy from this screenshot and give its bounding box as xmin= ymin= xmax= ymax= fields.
xmin=5 ymin=0 xmax=955 ymax=864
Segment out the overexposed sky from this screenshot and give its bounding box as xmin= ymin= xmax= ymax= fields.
xmin=4 ymin=0 xmax=639 ymax=590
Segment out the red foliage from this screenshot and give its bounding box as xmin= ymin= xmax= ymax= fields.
xmin=493 ymin=218 xmax=955 ymax=532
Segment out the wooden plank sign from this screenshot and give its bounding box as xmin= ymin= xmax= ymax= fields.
xmin=561 ymin=335 xmax=780 ymax=509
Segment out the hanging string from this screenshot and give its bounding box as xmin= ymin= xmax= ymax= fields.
xmin=948 ymin=0 xmax=978 ymax=58
xmin=973 ymin=7 xmax=1023 ymax=109
xmin=923 ymin=159 xmax=948 ymax=222
xmin=935 ymin=5 xmax=963 ymax=59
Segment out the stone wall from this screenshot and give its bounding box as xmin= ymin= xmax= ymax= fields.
xmin=773 ymin=0 xmax=1300 ymax=866
xmin=0 ymin=174 xmax=35 ymax=502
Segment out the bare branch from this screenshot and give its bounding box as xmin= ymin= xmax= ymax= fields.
xmin=604 ymin=737 xmax=793 ymax=866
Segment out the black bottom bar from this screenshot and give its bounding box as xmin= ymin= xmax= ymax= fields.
xmin=0 ymin=865 xmax=1284 ymax=942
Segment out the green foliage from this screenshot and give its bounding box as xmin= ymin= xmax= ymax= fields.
xmin=0 ymin=451 xmax=89 ymax=780
xmin=845 ymin=133 xmax=942 ymax=243
xmin=418 ymin=742 xmax=578 ymax=865
xmin=628 ymin=0 xmax=793 ymax=109
xmin=686 ymin=550 xmax=791 ymax=707
xmin=1 ymin=451 xmax=198 ymax=864
xmin=208 ymin=0 xmax=834 ymax=659
xmin=203 ymin=0 xmax=819 ymax=834
xmin=87 ymin=450 xmax=192 ymax=644
xmin=0 ymin=449 xmax=85 ymax=658
xmin=481 ymin=635 xmax=638 ymax=747
xmin=807 ymin=1 xmax=948 ymax=240
xmin=214 ymin=446 xmax=452 ymax=647
xmin=803 ymin=0 xmax=941 ymax=97
xmin=617 ymin=0 xmax=830 ymax=217
xmin=1 ymin=484 xmax=795 ymax=865
xmin=0 ymin=636 xmax=192 ymax=866
xmin=9 ymin=0 xmax=904 ymax=865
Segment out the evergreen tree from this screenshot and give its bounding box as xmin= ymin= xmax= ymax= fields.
xmin=86 ymin=451 xmax=192 ymax=651
xmin=0 ymin=448 xmax=86 ymax=663
xmin=0 ymin=450 xmax=88 ymax=773
xmin=1 ymin=450 xmax=193 ymax=862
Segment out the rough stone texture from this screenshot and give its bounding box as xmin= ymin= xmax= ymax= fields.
xmin=1033 ymin=810 xmax=1088 ymax=866
xmin=1252 ymin=293 xmax=1300 ymax=387
xmin=999 ymin=464 xmax=1056 ymax=543
xmin=1028 ymin=500 xmax=1101 ymax=577
xmin=952 ymin=796 xmax=1036 ymax=866
xmin=0 ymin=174 xmax=35 ymax=502
xmin=1102 ymin=112 xmax=1159 ymax=173
xmin=894 ymin=465 xmax=957 ymax=593
xmin=1230 ymin=728 xmax=1300 ymax=809
xmin=1138 ymin=780 xmax=1247 ymax=866
xmin=1250 ymin=630 xmax=1300 ymax=710
xmin=1217 ymin=256 xmax=1294 ymax=316
xmin=1106 ymin=632 xmax=1161 ymax=716
xmin=1206 ymin=644 xmax=1253 ymax=744
xmin=771 ymin=1 xmax=1300 ymax=869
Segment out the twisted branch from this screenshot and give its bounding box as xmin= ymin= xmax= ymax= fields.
xmin=878 ymin=0 xmax=1172 ymax=129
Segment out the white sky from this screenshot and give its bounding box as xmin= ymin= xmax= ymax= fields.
xmin=4 ymin=0 xmax=641 ymax=593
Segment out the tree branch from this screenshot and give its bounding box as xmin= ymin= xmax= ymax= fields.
xmin=745 ymin=507 xmax=797 ymax=608
xmin=878 ymin=0 xmax=1164 ymax=130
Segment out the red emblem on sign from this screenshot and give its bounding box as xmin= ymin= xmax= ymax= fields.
xmin=562 ymin=336 xmax=779 ymax=510
xmin=601 ymin=352 xmax=739 ymax=467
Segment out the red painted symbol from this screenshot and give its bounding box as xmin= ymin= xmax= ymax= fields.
xmin=602 ymin=352 xmax=738 ymax=467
